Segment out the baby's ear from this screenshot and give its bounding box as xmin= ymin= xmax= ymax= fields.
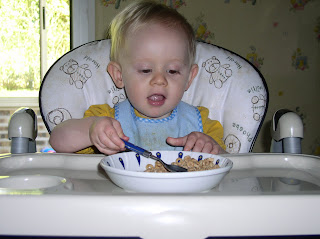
xmin=107 ymin=61 xmax=124 ymax=88
xmin=185 ymin=64 xmax=199 ymax=91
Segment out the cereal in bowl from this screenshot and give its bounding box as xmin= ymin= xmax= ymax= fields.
xmin=144 ymin=155 xmax=220 ymax=172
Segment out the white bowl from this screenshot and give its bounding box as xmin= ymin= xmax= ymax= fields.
xmin=100 ymin=151 xmax=233 ymax=193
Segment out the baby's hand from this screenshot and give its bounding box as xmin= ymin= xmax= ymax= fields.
xmin=167 ymin=132 xmax=227 ymax=155
xmin=89 ymin=116 xmax=129 ymax=155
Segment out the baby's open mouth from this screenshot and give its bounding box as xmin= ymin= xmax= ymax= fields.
xmin=148 ymin=94 xmax=165 ymax=101
xmin=147 ymin=94 xmax=166 ymax=106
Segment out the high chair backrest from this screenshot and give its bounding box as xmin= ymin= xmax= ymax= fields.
xmin=40 ymin=39 xmax=268 ymax=153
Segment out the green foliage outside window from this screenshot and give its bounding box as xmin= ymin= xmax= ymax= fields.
xmin=0 ymin=0 xmax=69 ymax=96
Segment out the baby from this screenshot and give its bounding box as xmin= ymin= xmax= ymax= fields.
xmin=49 ymin=0 xmax=227 ymax=155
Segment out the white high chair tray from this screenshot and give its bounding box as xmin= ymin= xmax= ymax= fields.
xmin=0 ymin=153 xmax=319 ymax=238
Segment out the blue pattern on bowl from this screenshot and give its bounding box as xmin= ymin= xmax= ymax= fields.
xmin=119 ymin=157 xmax=125 ymax=169
xmin=135 ymin=153 xmax=141 ymax=165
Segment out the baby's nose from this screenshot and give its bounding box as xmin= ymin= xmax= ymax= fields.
xmin=150 ymin=73 xmax=168 ymax=86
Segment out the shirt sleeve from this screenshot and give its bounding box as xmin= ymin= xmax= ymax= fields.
xmin=83 ymin=104 xmax=115 ymax=118
xmin=76 ymin=104 xmax=115 ymax=154
xmin=197 ymin=106 xmax=226 ymax=150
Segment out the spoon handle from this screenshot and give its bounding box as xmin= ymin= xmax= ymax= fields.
xmin=121 ymin=139 xmax=152 ymax=158
xmin=121 ymin=139 xmax=188 ymax=172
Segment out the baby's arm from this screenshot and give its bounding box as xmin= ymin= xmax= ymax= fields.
xmin=49 ymin=116 xmax=128 ymax=154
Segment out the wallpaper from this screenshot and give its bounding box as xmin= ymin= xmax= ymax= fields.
xmin=95 ymin=0 xmax=320 ymax=155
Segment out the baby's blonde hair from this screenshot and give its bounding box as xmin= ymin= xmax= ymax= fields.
xmin=108 ymin=0 xmax=196 ymax=64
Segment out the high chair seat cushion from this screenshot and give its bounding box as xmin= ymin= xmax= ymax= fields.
xmin=40 ymin=39 xmax=268 ymax=153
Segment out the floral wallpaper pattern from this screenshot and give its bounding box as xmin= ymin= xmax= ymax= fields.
xmin=290 ymin=0 xmax=312 ymax=11
xmin=96 ymin=0 xmax=320 ymax=155
xmin=101 ymin=0 xmax=126 ymax=9
xmin=193 ymin=13 xmax=215 ymax=43
xmin=291 ymin=48 xmax=308 ymax=70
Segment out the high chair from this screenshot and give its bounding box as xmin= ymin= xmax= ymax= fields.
xmin=39 ymin=39 xmax=268 ymax=154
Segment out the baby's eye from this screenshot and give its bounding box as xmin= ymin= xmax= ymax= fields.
xmin=167 ymin=69 xmax=180 ymax=75
xmin=140 ymin=69 xmax=152 ymax=74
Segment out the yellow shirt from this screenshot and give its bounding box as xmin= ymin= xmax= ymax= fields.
xmin=78 ymin=104 xmax=226 ymax=154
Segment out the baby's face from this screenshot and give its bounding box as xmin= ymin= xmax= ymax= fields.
xmin=118 ymin=23 xmax=198 ymax=119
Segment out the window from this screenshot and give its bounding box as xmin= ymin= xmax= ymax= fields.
xmin=0 ymin=0 xmax=70 ymax=106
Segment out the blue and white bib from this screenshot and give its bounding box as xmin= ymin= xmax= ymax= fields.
xmin=115 ymin=99 xmax=203 ymax=151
